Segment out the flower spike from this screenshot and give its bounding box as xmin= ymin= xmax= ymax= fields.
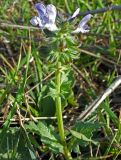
xmin=30 ymin=3 xmax=92 ymax=33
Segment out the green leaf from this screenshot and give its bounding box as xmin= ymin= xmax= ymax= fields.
xmin=0 ymin=128 xmax=37 ymax=160
xmin=68 ymin=122 xmax=100 ymax=152
xmin=38 ymin=84 xmax=56 ymax=117
xmin=25 ymin=121 xmax=63 ymax=153
xmin=74 ymin=122 xmax=100 ymax=138
xmin=70 ymin=129 xmax=98 ymax=145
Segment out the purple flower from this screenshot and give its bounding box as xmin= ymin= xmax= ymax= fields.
xmin=30 ymin=16 xmax=43 ymax=27
xmin=30 ymin=3 xmax=58 ymax=31
xmin=30 ymin=3 xmax=92 ymax=34
xmin=67 ymin=8 xmax=80 ymax=21
xmin=72 ymin=14 xmax=92 ymax=34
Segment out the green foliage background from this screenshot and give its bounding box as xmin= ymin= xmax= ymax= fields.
xmin=0 ymin=0 xmax=121 ymax=159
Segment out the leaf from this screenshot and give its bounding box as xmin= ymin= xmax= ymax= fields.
xmin=0 ymin=128 xmax=36 ymax=160
xmin=60 ymin=70 xmax=76 ymax=107
xmin=74 ymin=122 xmax=100 ymax=138
xmin=25 ymin=121 xmax=63 ymax=153
xmin=69 ymin=122 xmax=100 ymax=152
xmin=38 ymin=84 xmax=56 ymax=117
xmin=70 ymin=129 xmax=98 ymax=145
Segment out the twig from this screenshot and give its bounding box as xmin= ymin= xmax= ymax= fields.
xmin=80 ymin=49 xmax=121 ymax=67
xmin=71 ymin=63 xmax=94 ymax=89
xmin=89 ymin=33 xmax=121 ymax=40
xmin=25 ymin=71 xmax=55 ymax=95
xmin=77 ymin=76 xmax=121 ymax=121
xmin=79 ymin=5 xmax=121 ymax=16
xmin=0 ymin=22 xmax=40 ymax=30
xmin=0 ymin=116 xmax=67 ymax=124
xmin=16 ymin=108 xmax=24 ymax=127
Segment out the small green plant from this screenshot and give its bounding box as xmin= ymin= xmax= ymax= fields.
xmin=30 ymin=3 xmax=92 ymax=159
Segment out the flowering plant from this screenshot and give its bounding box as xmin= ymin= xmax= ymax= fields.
xmin=30 ymin=3 xmax=92 ymax=160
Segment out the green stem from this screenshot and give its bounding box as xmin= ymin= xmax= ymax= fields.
xmin=55 ymin=61 xmax=72 ymax=160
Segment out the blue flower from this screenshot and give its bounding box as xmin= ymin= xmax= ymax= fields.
xmin=30 ymin=3 xmax=58 ymax=31
xmin=72 ymin=14 xmax=92 ymax=34
xmin=67 ymin=8 xmax=80 ymax=21
xmin=30 ymin=3 xmax=92 ymax=33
